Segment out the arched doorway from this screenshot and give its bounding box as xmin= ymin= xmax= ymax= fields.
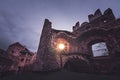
xmin=64 ymin=57 xmax=89 ymax=73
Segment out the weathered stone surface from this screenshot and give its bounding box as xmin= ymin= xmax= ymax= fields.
xmin=35 ymin=8 xmax=120 ymax=74
xmin=34 ymin=19 xmax=59 ymax=71
xmin=0 ymin=49 xmax=13 ymax=73
xmin=7 ymin=42 xmax=36 ymax=71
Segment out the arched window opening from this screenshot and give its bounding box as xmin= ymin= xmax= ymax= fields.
xmin=92 ymin=42 xmax=109 ymax=57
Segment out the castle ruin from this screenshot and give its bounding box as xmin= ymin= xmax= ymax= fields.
xmin=34 ymin=8 xmax=120 ymax=74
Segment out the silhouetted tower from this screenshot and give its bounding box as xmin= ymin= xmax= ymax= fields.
xmin=34 ymin=19 xmax=58 ymax=71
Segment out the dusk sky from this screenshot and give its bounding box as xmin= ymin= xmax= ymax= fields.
xmin=0 ymin=0 xmax=120 ymax=52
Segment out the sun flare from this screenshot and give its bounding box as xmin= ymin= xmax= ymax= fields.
xmin=58 ymin=43 xmax=65 ymax=50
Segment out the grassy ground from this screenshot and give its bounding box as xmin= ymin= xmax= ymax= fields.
xmin=0 ymin=70 xmax=120 ymax=80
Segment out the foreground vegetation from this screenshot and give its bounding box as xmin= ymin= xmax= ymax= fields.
xmin=0 ymin=70 xmax=120 ymax=80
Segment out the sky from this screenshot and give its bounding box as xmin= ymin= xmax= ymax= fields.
xmin=92 ymin=42 xmax=109 ymax=57
xmin=0 ymin=0 xmax=120 ymax=52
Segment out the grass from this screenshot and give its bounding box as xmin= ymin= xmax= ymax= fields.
xmin=0 ymin=70 xmax=120 ymax=80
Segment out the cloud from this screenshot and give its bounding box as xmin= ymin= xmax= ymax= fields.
xmin=0 ymin=10 xmax=17 ymax=50
xmin=0 ymin=0 xmax=120 ymax=52
xmin=0 ymin=9 xmax=40 ymax=52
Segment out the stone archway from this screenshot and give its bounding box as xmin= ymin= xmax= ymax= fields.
xmin=63 ymin=56 xmax=89 ymax=73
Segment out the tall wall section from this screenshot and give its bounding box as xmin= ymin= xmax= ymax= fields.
xmin=34 ymin=19 xmax=58 ymax=71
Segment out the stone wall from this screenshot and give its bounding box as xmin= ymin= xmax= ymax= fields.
xmin=0 ymin=49 xmax=13 ymax=73
xmin=34 ymin=19 xmax=59 ymax=71
xmin=7 ymin=42 xmax=36 ymax=71
xmin=35 ymin=8 xmax=120 ymax=73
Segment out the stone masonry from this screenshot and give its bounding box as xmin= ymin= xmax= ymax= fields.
xmin=34 ymin=8 xmax=120 ymax=74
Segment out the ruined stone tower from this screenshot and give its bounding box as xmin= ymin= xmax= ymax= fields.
xmin=34 ymin=8 xmax=120 ymax=74
xmin=34 ymin=19 xmax=58 ymax=71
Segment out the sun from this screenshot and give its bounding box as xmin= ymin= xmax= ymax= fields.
xmin=58 ymin=43 xmax=65 ymax=50
xmin=53 ymin=38 xmax=69 ymax=52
